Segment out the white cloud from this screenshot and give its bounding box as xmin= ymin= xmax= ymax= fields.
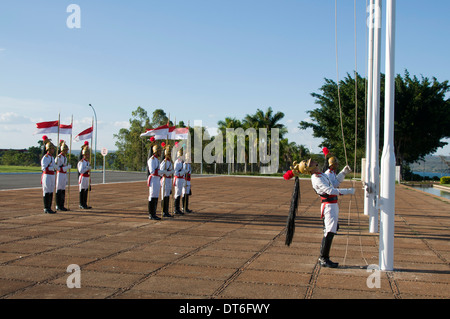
xmin=0 ymin=112 xmax=32 ymax=124
xmin=113 ymin=121 xmax=129 ymax=129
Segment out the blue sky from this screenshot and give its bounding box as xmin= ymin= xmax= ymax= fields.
xmin=0 ymin=0 xmax=449 ymax=156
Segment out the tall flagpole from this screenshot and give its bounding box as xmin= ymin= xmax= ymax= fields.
xmin=68 ymin=115 xmax=73 ymax=211
xmin=379 ymin=0 xmax=396 ymax=271
xmin=369 ymin=0 xmax=382 ymax=233
xmin=364 ymin=0 xmax=374 ymax=218
xmin=54 ymin=113 xmax=61 ymax=211
xmin=87 ymin=117 xmax=93 ymax=207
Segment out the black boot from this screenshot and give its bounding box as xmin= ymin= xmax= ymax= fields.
xmin=163 ymin=196 xmax=173 ymax=218
xmin=84 ymin=189 xmax=92 ymax=209
xmin=56 ymin=190 xmax=67 ymax=211
xmin=79 ymin=190 xmax=91 ymax=209
xmin=182 ymin=196 xmax=186 ymax=213
xmin=174 ymin=196 xmax=184 ymax=215
xmin=185 ymin=195 xmax=193 ymax=213
xmin=61 ymin=190 xmax=68 ymax=211
xmin=79 ymin=190 xmax=84 ymax=209
xmin=319 ymin=232 xmax=338 ymax=268
xmin=44 ymin=193 xmax=56 ymax=214
xmin=149 ymin=199 xmax=161 ymax=220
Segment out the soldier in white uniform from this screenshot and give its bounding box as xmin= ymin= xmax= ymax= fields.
xmin=324 ymin=156 xmax=352 ymax=188
xmin=41 ymin=142 xmax=57 ymax=214
xmin=172 ymin=149 xmax=185 ymax=215
xmin=159 ymin=146 xmax=174 ymax=218
xmin=78 ymin=144 xmax=92 ymax=209
xmin=298 ymin=158 xmax=354 ymax=268
xmin=55 ymin=140 xmax=71 ymax=211
xmin=182 ymin=152 xmax=193 ymax=213
xmin=148 ymin=144 xmax=169 ymax=220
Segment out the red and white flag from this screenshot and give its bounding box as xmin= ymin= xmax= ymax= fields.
xmin=59 ymin=123 xmax=73 ymax=135
xmin=74 ymin=126 xmax=93 ymax=142
xmin=169 ymin=126 xmax=189 ymax=140
xmin=35 ymin=121 xmax=59 ymax=135
xmin=140 ymin=124 xmax=169 ymax=139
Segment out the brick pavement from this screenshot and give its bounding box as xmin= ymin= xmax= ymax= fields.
xmin=0 ymin=176 xmax=448 ymax=300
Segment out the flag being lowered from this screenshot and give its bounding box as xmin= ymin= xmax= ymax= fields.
xmin=35 ymin=121 xmax=59 ymax=135
xmin=59 ymin=123 xmax=73 ymax=135
xmin=169 ymin=126 xmax=189 ymax=140
xmin=74 ymin=126 xmax=93 ymax=142
xmin=140 ymin=124 xmax=169 ymax=139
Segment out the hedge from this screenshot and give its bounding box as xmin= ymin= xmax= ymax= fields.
xmin=440 ymin=176 xmax=450 ymax=185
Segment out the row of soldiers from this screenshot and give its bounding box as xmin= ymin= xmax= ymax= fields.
xmin=147 ymin=144 xmax=192 ymax=220
xmin=40 ymin=136 xmax=92 ymax=214
xmin=40 ymin=136 xmax=193 ymax=219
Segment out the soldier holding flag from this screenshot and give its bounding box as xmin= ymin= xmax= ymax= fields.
xmin=41 ymin=141 xmax=57 ymax=214
xmin=55 ymin=140 xmax=71 ymax=211
xmin=173 ymin=149 xmax=185 ymax=215
xmin=159 ymin=144 xmax=174 ymax=218
xmin=78 ymin=142 xmax=92 ymax=209
xmin=182 ymin=152 xmax=193 ymax=213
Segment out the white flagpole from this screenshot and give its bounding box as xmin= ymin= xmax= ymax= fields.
xmin=68 ymin=115 xmax=73 ymax=211
xmin=364 ymin=0 xmax=375 ymax=218
xmin=379 ymin=0 xmax=396 ymax=271
xmin=369 ymin=0 xmax=382 ymax=233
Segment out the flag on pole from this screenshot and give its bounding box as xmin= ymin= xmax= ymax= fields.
xmin=168 ymin=126 xmax=189 ymax=140
xmin=74 ymin=126 xmax=93 ymax=142
xmin=35 ymin=121 xmax=59 ymax=135
xmin=59 ymin=123 xmax=73 ymax=135
xmin=140 ymin=124 xmax=170 ymax=139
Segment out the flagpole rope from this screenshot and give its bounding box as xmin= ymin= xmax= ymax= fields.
xmin=335 ymin=0 xmax=368 ymax=267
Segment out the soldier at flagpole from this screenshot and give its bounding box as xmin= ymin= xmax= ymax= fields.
xmin=41 ymin=135 xmax=51 ymax=156
xmin=159 ymin=144 xmax=174 ymax=218
xmin=173 ymin=148 xmax=185 ymax=215
xmin=55 ymin=140 xmax=71 ymax=211
xmin=78 ymin=142 xmax=92 ymax=209
xmin=297 ymin=158 xmax=354 ymax=268
xmin=148 ymin=143 xmax=170 ymax=220
xmin=182 ymin=151 xmax=193 ymax=213
xmin=41 ymin=141 xmax=57 ymax=214
xmin=324 ymin=156 xmax=352 ymax=188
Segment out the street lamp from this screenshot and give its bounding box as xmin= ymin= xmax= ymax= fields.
xmin=89 ymin=104 xmax=97 ymax=170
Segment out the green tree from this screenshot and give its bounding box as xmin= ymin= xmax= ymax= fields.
xmin=299 ymin=71 xmax=450 ymax=171
xmin=113 ymin=107 xmax=151 ymax=171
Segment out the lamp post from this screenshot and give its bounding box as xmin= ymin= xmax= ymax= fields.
xmin=89 ymin=104 xmax=97 ymax=170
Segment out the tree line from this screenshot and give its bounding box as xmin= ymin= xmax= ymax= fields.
xmin=2 ymin=70 xmax=448 ymax=179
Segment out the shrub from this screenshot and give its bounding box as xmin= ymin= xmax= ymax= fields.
xmin=440 ymin=176 xmax=450 ymax=185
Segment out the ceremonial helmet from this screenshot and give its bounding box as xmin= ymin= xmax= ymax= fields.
xmin=152 ymin=144 xmax=161 ymax=153
xmin=164 ymin=145 xmax=171 ymax=157
xmin=45 ymin=141 xmax=55 ymax=152
xmin=81 ymin=141 xmax=90 ymax=157
xmin=328 ymin=156 xmax=338 ymax=169
xmin=298 ymin=158 xmax=313 ymax=175
xmin=60 ymin=140 xmax=69 ymax=153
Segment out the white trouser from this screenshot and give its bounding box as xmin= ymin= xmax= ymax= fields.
xmin=42 ymin=173 xmax=55 ymax=195
xmin=321 ymin=203 xmax=339 ymax=235
xmin=56 ymin=172 xmax=67 ymax=191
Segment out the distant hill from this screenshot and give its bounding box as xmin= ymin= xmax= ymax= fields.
xmin=409 ymin=155 xmax=450 ymax=173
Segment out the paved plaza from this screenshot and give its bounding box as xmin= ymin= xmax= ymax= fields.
xmin=0 ymin=174 xmax=448 ymax=301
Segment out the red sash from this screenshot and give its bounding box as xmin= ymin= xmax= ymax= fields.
xmin=147 ymin=169 xmax=159 ymax=187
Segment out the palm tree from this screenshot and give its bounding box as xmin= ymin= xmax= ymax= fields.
xmin=217 ymin=117 xmax=243 ymax=173
xmin=243 ymin=107 xmax=287 ymax=138
xmin=243 ymin=107 xmax=288 ymax=172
